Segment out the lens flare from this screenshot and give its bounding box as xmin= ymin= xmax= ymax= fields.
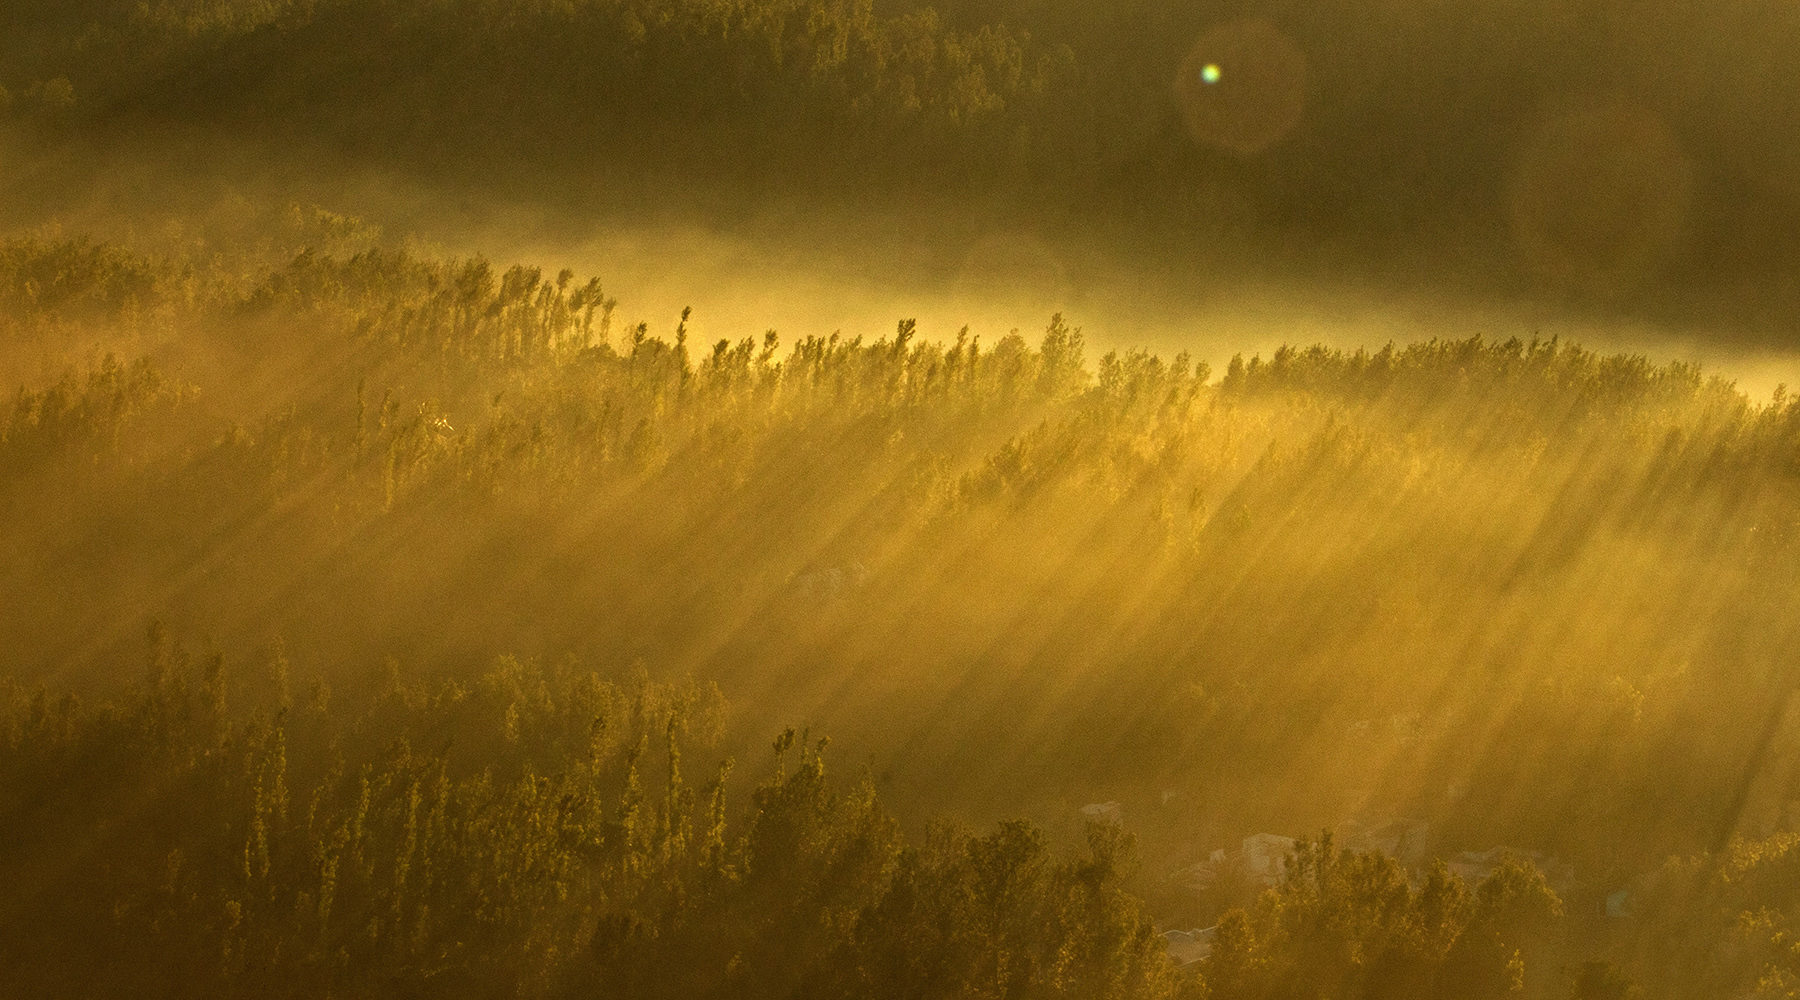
xmin=1176 ymin=19 xmax=1307 ymax=156
xmin=1507 ymin=97 xmax=1693 ymax=296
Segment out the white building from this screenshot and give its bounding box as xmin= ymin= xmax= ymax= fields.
xmin=1163 ymin=927 xmax=1217 ymax=965
xmin=1242 ymin=833 xmax=1297 ymax=886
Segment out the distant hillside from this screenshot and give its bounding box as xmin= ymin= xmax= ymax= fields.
xmin=5 ymin=0 xmax=1800 ymax=280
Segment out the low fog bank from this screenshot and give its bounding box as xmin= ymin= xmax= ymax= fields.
xmin=9 ymin=131 xmax=1800 ymax=399
xmin=386 ymin=193 xmax=1800 ymax=404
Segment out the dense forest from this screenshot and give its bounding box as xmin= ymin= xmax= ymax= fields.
xmin=7 ymin=222 xmax=1800 ymax=996
xmin=8 ymin=0 xmax=1800 ymax=995
xmin=5 ymin=0 xmax=1800 ymax=290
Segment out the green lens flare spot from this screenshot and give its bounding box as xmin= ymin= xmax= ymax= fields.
xmin=1201 ymin=64 xmax=1222 ymax=84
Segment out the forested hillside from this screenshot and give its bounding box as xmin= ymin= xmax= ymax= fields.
xmin=6 ymin=0 xmax=1800 ymax=283
xmin=8 ymin=226 xmax=1800 ymax=996
xmin=8 ymin=0 xmax=1800 ymax=993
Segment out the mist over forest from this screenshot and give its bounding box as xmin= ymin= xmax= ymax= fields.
xmin=6 ymin=1 xmax=1800 ymax=998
